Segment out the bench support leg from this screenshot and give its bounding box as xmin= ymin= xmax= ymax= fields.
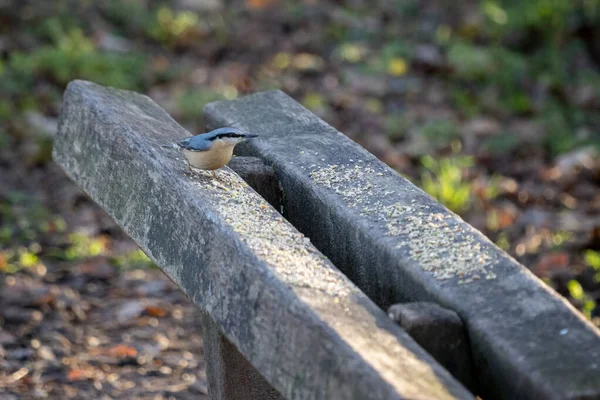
xmin=201 ymin=312 xmax=284 ymax=400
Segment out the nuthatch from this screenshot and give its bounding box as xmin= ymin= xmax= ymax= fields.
xmin=166 ymin=127 xmax=258 ymax=177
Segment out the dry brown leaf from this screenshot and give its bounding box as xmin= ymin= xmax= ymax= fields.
xmin=534 ymin=252 xmax=570 ymax=277
xmin=246 ymin=0 xmax=276 ymax=9
xmin=108 ymin=344 xmax=138 ymax=358
xmin=67 ymin=369 xmax=88 ymax=381
xmin=144 ymin=305 xmax=167 ymax=318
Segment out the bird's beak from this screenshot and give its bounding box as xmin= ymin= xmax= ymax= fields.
xmin=244 ymin=134 xmax=259 ymax=139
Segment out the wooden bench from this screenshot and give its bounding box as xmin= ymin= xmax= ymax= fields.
xmin=53 ymin=80 xmax=600 ymax=400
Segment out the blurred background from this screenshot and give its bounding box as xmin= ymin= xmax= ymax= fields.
xmin=0 ymin=0 xmax=599 ymax=398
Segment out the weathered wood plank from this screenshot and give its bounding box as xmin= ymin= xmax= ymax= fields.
xmin=201 ymin=311 xmax=284 ymax=400
xmin=227 ymin=156 xmax=282 ymax=210
xmin=388 ymin=302 xmax=475 ymax=392
xmin=204 ymin=90 xmax=600 ymax=400
xmin=53 ymin=81 xmax=473 ymax=400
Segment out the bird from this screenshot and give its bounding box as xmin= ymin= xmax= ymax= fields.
xmin=165 ymin=127 xmax=258 ymax=178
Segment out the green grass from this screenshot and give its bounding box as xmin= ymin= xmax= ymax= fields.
xmin=567 ymin=279 xmax=596 ymax=319
xmin=302 ymin=92 xmax=329 ymax=114
xmin=0 ymin=246 xmax=42 ymax=273
xmin=384 ymin=115 xmax=411 ymax=141
xmin=440 ymin=0 xmax=600 ymax=156
xmin=585 ymin=250 xmax=600 ymax=282
xmin=111 ymin=249 xmax=157 ymax=270
xmin=420 ymin=119 xmax=460 ymax=148
xmin=0 ymin=19 xmax=147 ymax=120
xmin=176 ymin=89 xmax=225 ymax=120
xmin=419 ymin=155 xmax=474 ymax=213
xmin=146 ymin=7 xmax=200 ymax=46
xmin=0 ymin=192 xmax=66 ymax=272
xmin=482 ymin=132 xmax=521 ymax=154
xmin=0 ymin=193 xmax=64 ymax=246
xmin=0 ymin=192 xmax=156 ymax=272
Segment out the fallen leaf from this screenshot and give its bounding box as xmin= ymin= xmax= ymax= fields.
xmin=246 ymin=0 xmax=276 ymax=9
xmin=67 ymin=369 xmax=88 ymax=381
xmin=0 ymin=252 xmax=7 ymax=270
xmin=108 ymin=344 xmax=138 ymax=358
xmin=7 ymin=368 xmax=29 ymax=383
xmin=534 ymin=252 xmax=570 ymax=277
xmin=77 ymin=257 xmax=116 ymax=280
xmin=387 ymin=57 xmax=408 ymax=76
xmin=293 ymin=53 xmax=324 ymax=71
xmin=144 ymin=305 xmax=167 ymax=318
xmin=486 ymin=206 xmax=518 ymax=231
xmin=32 ymin=292 xmax=56 ymax=307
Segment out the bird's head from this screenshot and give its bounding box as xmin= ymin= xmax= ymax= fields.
xmin=207 ymin=127 xmax=258 ymax=146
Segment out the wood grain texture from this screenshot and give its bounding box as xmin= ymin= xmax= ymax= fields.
xmin=388 ymin=302 xmax=475 ymax=392
xmin=202 ymin=311 xmax=284 ymax=400
xmin=53 ymin=80 xmax=472 ymax=400
xmin=204 ymin=90 xmax=600 ymax=400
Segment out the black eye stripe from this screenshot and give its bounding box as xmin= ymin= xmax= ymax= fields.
xmin=209 ymin=133 xmax=243 ymax=140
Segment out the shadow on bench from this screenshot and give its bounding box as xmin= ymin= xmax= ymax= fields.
xmin=53 ymin=80 xmax=600 ymax=400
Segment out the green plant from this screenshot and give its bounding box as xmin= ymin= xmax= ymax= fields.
xmin=550 ymin=231 xmax=573 ymax=248
xmin=99 ymin=0 xmax=153 ymax=34
xmin=0 ymin=193 xmax=65 ymax=246
xmin=0 ymin=246 xmax=42 ymax=273
xmin=63 ymin=233 xmax=106 ymax=260
xmin=495 ymin=232 xmax=510 ymax=251
xmin=473 ymin=0 xmax=600 ymax=121
xmin=539 ymin=102 xmax=580 ymax=156
xmin=381 ymin=41 xmax=414 ymax=63
xmin=420 ymin=119 xmax=460 ymax=148
xmin=19 ymin=2 xmax=84 ymax=42
xmin=584 ymin=250 xmax=600 ymax=281
xmin=0 ymin=100 xmax=12 ymax=122
xmin=482 ymin=0 xmax=597 ymax=41
xmin=0 ymin=25 xmax=146 ymax=94
xmin=0 ymin=192 xmax=67 ymax=273
xmin=360 ymin=41 xmax=414 ymax=76
xmin=451 ymin=87 xmax=481 ymax=118
xmin=567 ymin=279 xmax=596 ymax=319
xmin=302 ymin=92 xmax=328 ymax=113
xmin=324 ymin=22 xmax=349 ymax=43
xmin=447 ymin=42 xmax=531 ymax=114
xmin=146 ymin=7 xmax=200 ymax=46
xmin=176 ymin=89 xmax=225 ymax=120
xmin=337 ymin=43 xmax=368 ymax=63
xmin=482 ymin=132 xmax=520 ymax=154
xmin=0 ymin=128 xmax=10 ymax=149
xmin=420 ymin=155 xmax=474 ymax=213
xmin=111 ymin=249 xmax=156 ymax=270
xmin=384 ymin=115 xmax=411 ymax=141
xmin=447 ymin=42 xmax=496 ymax=81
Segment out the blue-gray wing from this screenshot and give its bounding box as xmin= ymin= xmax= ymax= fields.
xmin=177 ymin=136 xmax=211 ymax=152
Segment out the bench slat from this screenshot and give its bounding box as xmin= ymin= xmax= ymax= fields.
xmin=53 ymin=81 xmax=473 ymax=400
xmin=204 ymin=90 xmax=600 ymax=400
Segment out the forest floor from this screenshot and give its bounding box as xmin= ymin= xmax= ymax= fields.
xmin=0 ymin=0 xmax=599 ymax=398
